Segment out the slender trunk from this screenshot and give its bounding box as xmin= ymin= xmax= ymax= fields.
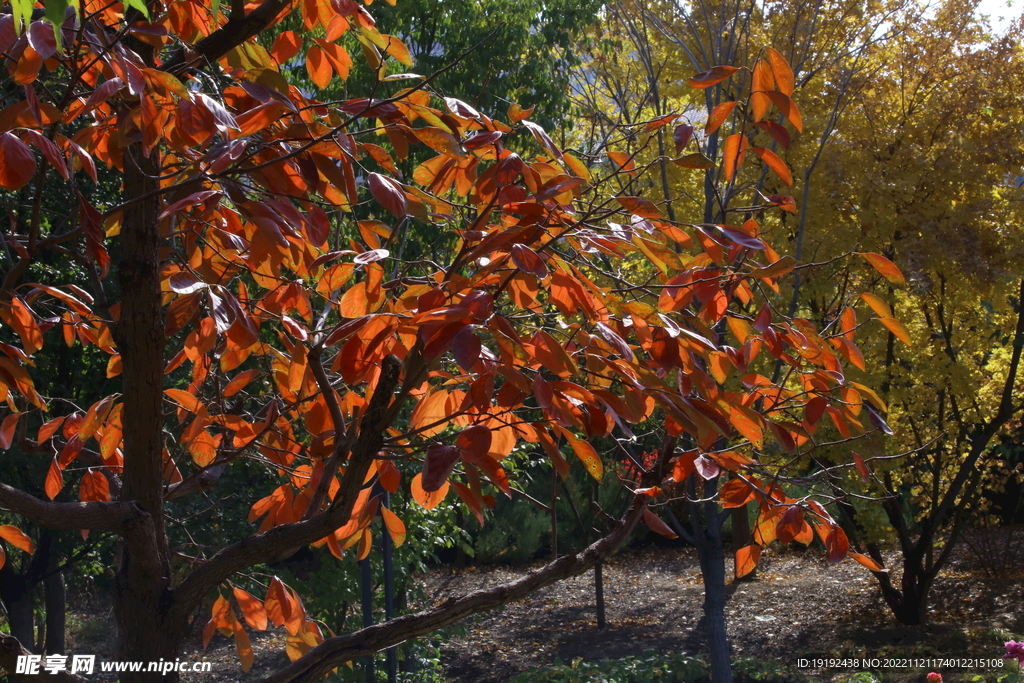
xmin=690 ymin=475 xmax=732 ymax=683
xmin=0 ymin=564 xmax=35 ymax=652
xmin=594 ymin=562 xmax=606 ymax=630
xmin=43 ymin=538 xmax=66 ymax=655
xmin=731 ymin=502 xmax=754 ymax=581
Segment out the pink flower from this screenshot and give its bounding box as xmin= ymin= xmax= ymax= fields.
xmin=1004 ymin=640 xmax=1024 ymax=664
xmin=926 ymin=673 xmax=942 ymax=683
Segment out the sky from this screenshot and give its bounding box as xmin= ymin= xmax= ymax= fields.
xmin=975 ymin=0 xmax=1021 ymax=30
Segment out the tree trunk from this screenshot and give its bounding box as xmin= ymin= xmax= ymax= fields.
xmin=112 ymin=116 xmax=177 ymax=682
xmin=0 ymin=563 xmax=35 ymax=653
xmin=43 ymin=535 xmax=66 ymax=655
xmin=690 ymin=476 xmax=732 ymax=683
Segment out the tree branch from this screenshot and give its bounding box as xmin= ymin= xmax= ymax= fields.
xmin=168 ymin=355 xmax=403 ymax=628
xmin=1 ymin=635 xmax=88 ymax=683
xmin=0 ymin=482 xmax=141 ymax=532
xmin=255 ymin=496 xmax=647 ymax=683
xmin=160 ymin=0 xmax=292 ymax=74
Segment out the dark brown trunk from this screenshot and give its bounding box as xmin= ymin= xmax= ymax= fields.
xmin=112 ymin=123 xmax=176 ymax=681
xmin=0 ymin=562 xmax=35 ymax=652
xmin=43 ymin=552 xmax=66 ymax=655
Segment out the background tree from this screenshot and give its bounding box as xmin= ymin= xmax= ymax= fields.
xmin=0 ymin=2 xmax=882 ymax=683
xmin=571 ymin=0 xmax=1024 ymax=630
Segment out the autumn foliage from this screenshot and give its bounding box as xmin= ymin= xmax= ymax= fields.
xmin=0 ymin=0 xmax=902 ymax=678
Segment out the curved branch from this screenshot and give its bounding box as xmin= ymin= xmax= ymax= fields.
xmin=0 ymin=482 xmax=141 ymax=532
xmin=169 ymin=355 xmax=403 ymax=628
xmin=256 ymin=496 xmax=647 ymax=683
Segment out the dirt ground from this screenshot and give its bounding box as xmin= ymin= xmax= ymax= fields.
xmin=427 ymin=540 xmax=1024 ymax=683
xmin=56 ymin=531 xmax=1024 ymax=683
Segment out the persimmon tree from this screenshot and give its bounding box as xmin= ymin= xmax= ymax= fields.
xmin=0 ymin=0 xmax=883 ymax=681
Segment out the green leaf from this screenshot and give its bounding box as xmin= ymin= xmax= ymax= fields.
xmin=43 ymin=0 xmax=69 ymax=50
xmin=123 ymin=0 xmax=150 ymax=20
xmin=11 ymin=0 xmax=33 ymax=33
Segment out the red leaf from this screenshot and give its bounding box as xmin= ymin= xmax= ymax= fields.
xmin=456 ymin=424 xmax=491 ymax=463
xmin=0 ymin=133 xmax=36 ymax=190
xmin=825 ymin=525 xmax=849 ymax=564
xmin=22 ymin=130 xmax=68 ymax=179
xmin=852 ymin=452 xmax=871 ymax=482
xmin=510 ymin=244 xmax=549 ymax=279
xmin=421 ymin=443 xmax=460 ymax=492
xmin=673 ymin=123 xmax=694 ymax=153
xmin=775 ymin=505 xmax=804 ymax=544
xmin=367 ymin=172 xmax=407 ymax=217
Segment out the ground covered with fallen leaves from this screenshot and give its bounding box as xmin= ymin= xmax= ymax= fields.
xmin=59 ymin=530 xmax=1024 ymax=682
xmin=428 ymin=536 xmax=1024 ymax=683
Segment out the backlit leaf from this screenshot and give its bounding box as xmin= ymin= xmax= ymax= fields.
xmin=860 ymin=252 xmax=906 ymax=285
xmin=735 ymin=544 xmax=760 ymax=578
xmin=688 ymin=65 xmax=740 ymax=89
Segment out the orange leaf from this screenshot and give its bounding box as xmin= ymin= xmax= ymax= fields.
xmin=615 ymin=195 xmax=662 ymax=219
xmin=765 ymin=91 xmax=803 ymax=132
xmin=411 ymin=472 xmax=449 ymax=510
xmin=233 ymin=587 xmax=269 ymax=631
xmin=688 ymin=65 xmax=740 ymax=89
xmin=766 ymin=47 xmax=794 ymax=96
xmin=508 ymin=102 xmax=535 ymax=123
xmin=850 ymin=552 xmax=886 ymax=572
xmin=0 ymin=525 xmax=34 ymax=554
xmin=224 ymin=369 xmax=261 ymax=397
xmin=643 ymin=508 xmax=678 ymax=538
xmin=556 ymin=426 xmax=603 ymax=481
xmin=860 ymin=252 xmax=906 ymax=285
xmin=878 ymin=317 xmax=911 ymax=344
xmin=164 ymin=388 xmax=204 ymax=414
xmin=79 ymin=470 xmax=110 ymax=502
xmin=233 ymin=619 xmax=254 ymax=673
xmin=735 ymin=544 xmax=760 ymax=578
xmin=719 ymin=478 xmax=756 ymax=508
xmin=704 ymin=101 xmax=737 ymax=135
xmin=271 ymin=31 xmax=302 ymax=64
xmin=0 ymin=413 xmax=20 ymax=449
xmin=44 ymin=456 xmax=62 ymax=499
xmin=750 ymin=147 xmax=792 ymax=186
xmin=722 ymin=133 xmax=748 ymax=182
xmin=381 ymin=506 xmax=406 ymax=547
xmin=306 ymin=46 xmax=332 ymax=89
xmin=859 ymin=292 xmax=892 ymax=318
